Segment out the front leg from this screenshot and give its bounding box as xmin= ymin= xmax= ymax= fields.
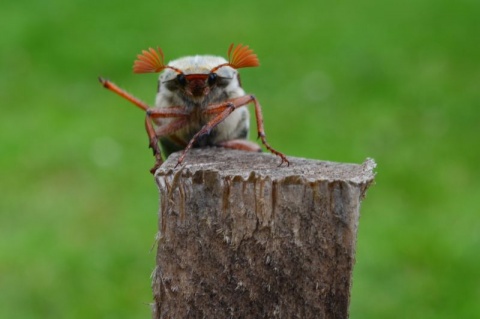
xmin=176 ymin=95 xmax=289 ymax=167
xmin=99 ymin=77 xmax=150 ymax=111
xmin=99 ymin=78 xmax=191 ymax=173
xmin=176 ymin=101 xmax=237 ymax=167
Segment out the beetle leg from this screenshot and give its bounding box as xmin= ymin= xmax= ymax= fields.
xmin=99 ymin=77 xmax=192 ymax=173
xmin=145 ymin=115 xmax=190 ymax=174
xmin=144 ymin=115 xmax=164 ymax=173
xmin=149 ymin=117 xmax=190 ymax=173
xmin=176 ymin=101 xmax=237 ymax=167
xmin=176 ymin=95 xmax=289 ymax=167
xmin=217 ymin=140 xmax=262 ymax=152
xmin=99 ymin=77 xmax=150 ymax=111
xmin=249 ymin=95 xmax=290 ymax=166
xmin=147 ymin=107 xmax=191 ymax=118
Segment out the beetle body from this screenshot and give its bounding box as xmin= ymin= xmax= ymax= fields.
xmin=100 ymin=44 xmax=288 ymax=173
xmin=155 ymin=55 xmax=250 ymax=156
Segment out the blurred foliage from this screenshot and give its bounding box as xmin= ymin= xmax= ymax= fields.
xmin=1 ymin=0 xmax=479 ymax=318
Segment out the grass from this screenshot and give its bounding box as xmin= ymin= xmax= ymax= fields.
xmin=1 ymin=0 xmax=479 ymax=317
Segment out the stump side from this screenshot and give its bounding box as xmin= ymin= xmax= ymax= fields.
xmin=152 ymin=148 xmax=375 ymax=319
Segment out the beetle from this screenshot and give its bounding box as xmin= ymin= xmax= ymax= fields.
xmin=99 ymin=43 xmax=289 ymax=174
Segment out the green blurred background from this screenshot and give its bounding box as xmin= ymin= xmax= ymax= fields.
xmin=1 ymin=0 xmax=479 ymax=318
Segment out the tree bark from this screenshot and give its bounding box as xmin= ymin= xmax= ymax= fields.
xmin=152 ymin=148 xmax=375 ymax=319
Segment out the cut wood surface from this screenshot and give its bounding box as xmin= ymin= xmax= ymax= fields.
xmin=152 ymin=148 xmax=375 ymax=319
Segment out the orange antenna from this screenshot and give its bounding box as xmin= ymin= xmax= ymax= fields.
xmin=211 ymin=43 xmax=260 ymax=73
xmin=133 ymin=47 xmax=182 ymax=74
xmin=228 ymin=43 xmax=259 ymax=69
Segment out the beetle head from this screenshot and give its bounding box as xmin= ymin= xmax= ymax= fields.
xmin=133 ymin=44 xmax=259 ymax=99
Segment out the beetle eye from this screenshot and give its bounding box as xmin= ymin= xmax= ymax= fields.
xmin=207 ymin=73 xmax=217 ymax=85
xmin=176 ymin=73 xmax=186 ymax=86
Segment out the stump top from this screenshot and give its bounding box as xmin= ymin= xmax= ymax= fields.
xmin=156 ymin=148 xmax=375 ymax=185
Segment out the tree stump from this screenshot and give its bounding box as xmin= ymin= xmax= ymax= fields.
xmin=152 ymin=148 xmax=375 ymax=319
